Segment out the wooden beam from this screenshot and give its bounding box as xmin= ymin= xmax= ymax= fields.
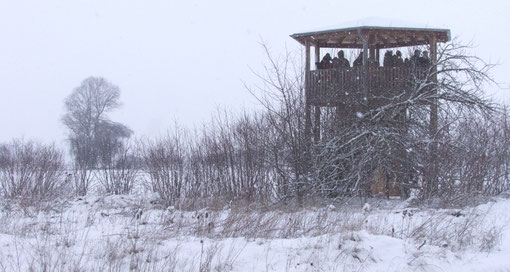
xmin=362 ymin=33 xmax=369 ymax=106
xmin=428 ymin=34 xmax=438 ymax=197
xmin=369 ymin=33 xmax=376 ymax=63
xmin=294 ymin=29 xmax=449 ymax=49
xmin=337 ymin=35 xmax=347 ymax=44
xmin=362 ymin=37 xmax=368 ymax=66
xmin=429 ymin=35 xmax=438 ymax=139
xmin=314 ymin=107 xmax=321 ymax=143
xmin=305 ymin=40 xmax=312 ymax=148
xmin=429 ymin=35 xmax=438 ymax=138
xmin=314 ymin=45 xmax=320 ymax=69
xmin=313 ymin=44 xmax=321 ymax=143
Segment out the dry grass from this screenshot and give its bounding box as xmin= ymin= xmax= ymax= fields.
xmin=0 ymin=194 xmax=506 ymax=271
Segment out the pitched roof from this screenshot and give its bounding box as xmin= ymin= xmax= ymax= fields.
xmin=291 ymin=17 xmax=451 ymax=49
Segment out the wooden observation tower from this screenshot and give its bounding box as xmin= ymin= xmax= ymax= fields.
xmin=291 ymin=20 xmax=451 ymax=143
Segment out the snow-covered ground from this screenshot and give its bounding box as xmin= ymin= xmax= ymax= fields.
xmin=0 ymin=193 xmax=509 ymax=271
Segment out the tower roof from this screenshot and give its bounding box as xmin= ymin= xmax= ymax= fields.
xmin=291 ymin=17 xmax=450 ymax=49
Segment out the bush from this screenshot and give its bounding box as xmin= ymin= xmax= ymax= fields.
xmin=141 ymin=115 xmax=278 ymax=208
xmin=435 ymin=108 xmax=510 ymax=202
xmin=98 ymin=142 xmax=139 ymax=195
xmin=0 ymin=139 xmax=67 ymax=204
xmin=142 ymin=133 xmax=187 ymax=207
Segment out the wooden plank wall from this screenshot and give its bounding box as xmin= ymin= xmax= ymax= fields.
xmin=307 ymin=67 xmax=423 ymax=110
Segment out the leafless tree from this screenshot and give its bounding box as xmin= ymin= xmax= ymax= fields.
xmin=62 ymin=76 xmax=132 ymax=195
xmin=245 ymin=43 xmax=309 ymax=202
xmin=314 ymin=40 xmax=497 ymax=201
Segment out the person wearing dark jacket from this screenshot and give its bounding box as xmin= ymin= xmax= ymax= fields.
xmin=394 ymin=50 xmax=404 ymax=67
xmin=417 ymin=51 xmax=431 ymax=67
xmin=410 ymin=49 xmax=421 ymax=67
xmin=319 ymin=53 xmax=333 ymax=69
xmin=383 ymin=50 xmax=394 ymax=67
xmin=337 ymin=50 xmax=350 ymax=68
xmin=353 ymin=52 xmax=364 ymax=67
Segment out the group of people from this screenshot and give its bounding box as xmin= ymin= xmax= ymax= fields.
xmin=409 ymin=49 xmax=431 ymax=67
xmin=316 ymin=50 xmax=350 ymax=69
xmin=384 ymin=49 xmax=431 ymax=68
xmin=317 ymin=49 xmax=431 ymax=69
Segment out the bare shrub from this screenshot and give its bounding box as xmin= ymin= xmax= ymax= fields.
xmin=0 ymin=139 xmax=67 ymax=205
xmin=245 ymin=43 xmax=309 ymax=201
xmin=191 ymin=111 xmax=276 ymax=202
xmin=98 ymin=142 xmax=139 ymax=195
xmin=436 ymin=107 xmax=510 ymax=203
xmin=71 ymin=166 xmax=92 ymax=197
xmin=142 ymin=129 xmax=188 ymax=207
xmin=406 ymin=212 xmax=492 ymax=251
xmin=479 ymin=225 xmax=503 ymax=252
xmin=141 ymin=112 xmax=281 ymax=208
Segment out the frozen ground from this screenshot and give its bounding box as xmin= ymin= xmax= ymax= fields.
xmin=0 ymin=192 xmax=509 ymax=271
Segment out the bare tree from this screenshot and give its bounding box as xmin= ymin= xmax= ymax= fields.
xmin=62 ymin=76 xmax=132 ymax=195
xmin=314 ymin=40 xmax=496 ymax=200
xmin=245 ymin=43 xmax=310 ymax=202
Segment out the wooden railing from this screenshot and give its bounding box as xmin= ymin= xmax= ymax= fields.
xmin=307 ymin=67 xmax=423 ymax=107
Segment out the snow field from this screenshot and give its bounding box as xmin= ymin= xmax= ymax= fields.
xmin=0 ymin=193 xmax=509 ymax=271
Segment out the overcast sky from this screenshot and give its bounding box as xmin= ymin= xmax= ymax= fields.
xmin=1 ymin=0 xmax=509 ymax=146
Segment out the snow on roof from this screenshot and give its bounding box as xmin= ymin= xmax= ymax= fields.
xmin=291 ymin=17 xmax=451 ymax=48
xmin=295 ymin=17 xmax=447 ymax=35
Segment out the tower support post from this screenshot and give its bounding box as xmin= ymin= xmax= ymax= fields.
xmin=313 ymin=45 xmax=321 ymax=143
xmin=428 ymin=35 xmax=439 ymax=197
xmin=304 ymin=40 xmax=312 ymax=148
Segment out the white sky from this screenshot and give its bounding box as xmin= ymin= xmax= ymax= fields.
xmin=1 ymin=0 xmax=509 ymax=146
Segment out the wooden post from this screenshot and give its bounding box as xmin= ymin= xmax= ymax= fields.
xmin=376 ymin=48 xmax=380 ymax=66
xmin=362 ymin=34 xmax=369 ymax=107
xmin=300 ymin=40 xmax=312 ymax=203
xmin=428 ymin=35 xmax=438 ymax=197
xmin=369 ymin=34 xmax=376 ymax=65
xmin=362 ymin=38 xmax=368 ymax=66
xmin=313 ymin=45 xmax=321 ymax=143
xmin=369 ymin=47 xmax=376 ymax=63
xmin=314 ymin=45 xmax=320 ymax=69
xmin=314 ymin=107 xmax=321 ymax=143
xmin=305 ymin=40 xmax=312 ymax=146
